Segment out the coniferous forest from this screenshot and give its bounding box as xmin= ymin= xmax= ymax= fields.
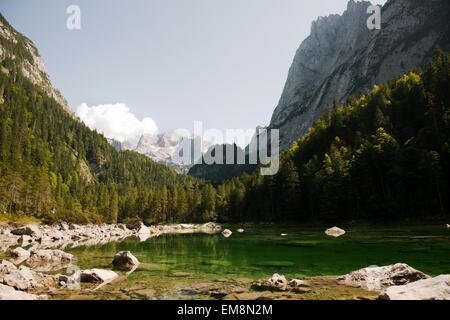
xmin=0 ymin=47 xmax=449 ymax=224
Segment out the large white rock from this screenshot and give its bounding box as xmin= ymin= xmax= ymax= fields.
xmin=325 ymin=226 xmax=346 ymax=237
xmin=337 ymin=263 xmax=430 ymax=290
xmin=379 ymin=275 xmax=450 ymax=300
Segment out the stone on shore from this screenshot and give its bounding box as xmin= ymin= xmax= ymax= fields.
xmin=268 ymin=273 xmax=288 ymax=291
xmin=0 ymin=227 xmax=11 ymax=235
xmin=2 ymin=266 xmax=37 ymax=290
xmin=10 ymin=247 xmax=30 ymax=260
xmin=222 ymin=229 xmax=232 ymax=238
xmin=0 ymin=283 xmax=46 ymax=300
xmin=10 ymin=225 xmax=41 ymax=238
xmin=0 ymin=259 xmax=16 ymax=273
xmin=337 ymin=263 xmax=430 ymax=290
xmin=252 ymin=273 xmax=288 ymax=291
xmin=289 ymin=279 xmax=305 ymax=287
xmin=112 ymin=251 xmax=140 ymax=269
xmin=27 ymin=249 xmax=75 ymax=264
xmin=18 ymin=235 xmax=33 ymax=247
xmin=325 ymin=226 xmax=346 ymax=237
xmin=379 ymin=275 xmax=450 ymax=300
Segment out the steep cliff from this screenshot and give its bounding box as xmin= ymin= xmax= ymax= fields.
xmin=270 ymin=0 xmax=450 ymax=150
xmin=0 ymin=13 xmax=72 ymax=114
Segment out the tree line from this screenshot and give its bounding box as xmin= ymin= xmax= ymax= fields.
xmin=1 ymin=44 xmax=449 ymax=224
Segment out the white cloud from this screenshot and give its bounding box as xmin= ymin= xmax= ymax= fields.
xmin=76 ymin=103 xmax=158 ymax=142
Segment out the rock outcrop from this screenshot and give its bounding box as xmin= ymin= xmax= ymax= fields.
xmin=379 ymin=275 xmax=450 ymax=300
xmin=269 ymin=0 xmax=450 ymax=150
xmin=337 ymin=263 xmax=430 ymax=290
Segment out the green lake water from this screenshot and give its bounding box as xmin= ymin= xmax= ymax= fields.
xmin=66 ymin=224 xmax=450 ymax=282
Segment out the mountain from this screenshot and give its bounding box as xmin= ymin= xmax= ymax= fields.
xmin=217 ymin=48 xmax=450 ymax=221
xmin=0 ymin=14 xmax=71 ymax=113
xmin=0 ymin=14 xmax=214 ymax=224
xmin=108 ymin=132 xmax=211 ymax=174
xmin=270 ymin=0 xmax=450 ymax=150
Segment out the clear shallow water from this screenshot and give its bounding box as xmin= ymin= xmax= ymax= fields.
xmin=66 ymin=224 xmax=450 ymax=281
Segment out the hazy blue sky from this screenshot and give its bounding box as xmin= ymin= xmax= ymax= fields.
xmin=0 ymin=0 xmax=386 ymax=142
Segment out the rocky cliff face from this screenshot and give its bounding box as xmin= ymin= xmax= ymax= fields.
xmin=270 ymin=0 xmax=450 ymax=150
xmin=0 ymin=14 xmax=72 ymax=114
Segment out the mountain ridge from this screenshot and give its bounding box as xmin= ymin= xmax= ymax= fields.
xmin=270 ymin=0 xmax=450 ymax=150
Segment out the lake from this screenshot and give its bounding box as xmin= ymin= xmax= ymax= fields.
xmin=53 ymin=224 xmax=450 ymax=299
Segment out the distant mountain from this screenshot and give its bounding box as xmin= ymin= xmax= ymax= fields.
xmin=270 ymin=0 xmax=450 ymax=150
xmin=108 ymin=132 xmax=211 ymax=174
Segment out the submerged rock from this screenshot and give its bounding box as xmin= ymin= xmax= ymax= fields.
xmin=112 ymin=251 xmax=140 ymax=269
xmin=27 ymin=249 xmax=74 ymax=264
xmin=337 ymin=263 xmax=430 ymax=290
xmin=222 ymin=229 xmax=232 ymax=238
xmin=379 ymin=275 xmax=450 ymax=300
xmin=237 ymin=229 xmax=244 ymax=233
xmin=0 ymin=283 xmax=46 ymax=300
xmin=325 ymin=226 xmax=346 ymax=237
xmin=78 ymin=269 xmax=118 ymax=283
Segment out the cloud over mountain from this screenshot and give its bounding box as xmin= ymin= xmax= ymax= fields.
xmin=76 ymin=103 xmax=158 ymax=142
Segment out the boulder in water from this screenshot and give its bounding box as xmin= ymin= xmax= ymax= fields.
xmin=112 ymin=251 xmax=140 ymax=269
xmin=337 ymin=263 xmax=430 ymax=290
xmin=325 ymin=226 xmax=346 ymax=237
xmin=222 ymin=229 xmax=232 ymax=238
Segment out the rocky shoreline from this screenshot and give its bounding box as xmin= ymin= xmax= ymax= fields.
xmin=0 ymin=222 xmax=449 ymax=300
xmin=0 ymin=222 xmax=221 ymax=300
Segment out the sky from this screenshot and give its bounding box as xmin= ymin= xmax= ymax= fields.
xmin=0 ymin=0 xmax=386 ymax=144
